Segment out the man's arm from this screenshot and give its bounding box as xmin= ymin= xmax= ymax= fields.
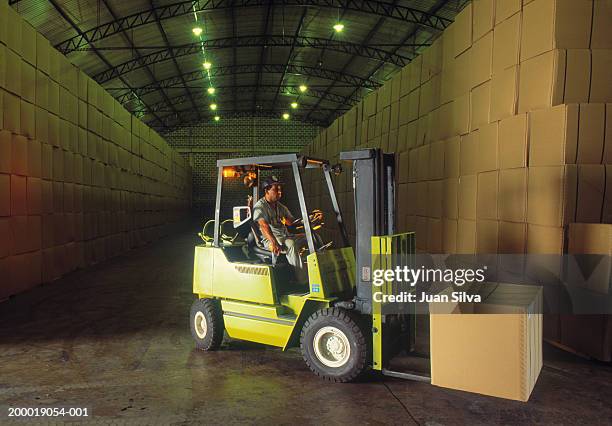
xmin=257 ymin=218 xmax=281 ymax=255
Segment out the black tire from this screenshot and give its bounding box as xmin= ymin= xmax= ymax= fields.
xmin=300 ymin=307 xmax=370 ymax=382
xmin=190 ymin=298 xmax=224 ymax=350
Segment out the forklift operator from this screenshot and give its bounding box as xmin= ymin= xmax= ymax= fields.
xmin=252 ymin=176 xmax=308 ymax=283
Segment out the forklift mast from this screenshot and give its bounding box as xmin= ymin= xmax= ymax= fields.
xmin=340 ymin=149 xmax=395 ymax=315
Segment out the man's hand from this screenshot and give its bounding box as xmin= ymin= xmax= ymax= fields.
xmin=269 ymin=240 xmax=282 ymax=255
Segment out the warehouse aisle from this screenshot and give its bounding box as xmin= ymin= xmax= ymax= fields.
xmin=0 ymin=227 xmax=611 ymax=424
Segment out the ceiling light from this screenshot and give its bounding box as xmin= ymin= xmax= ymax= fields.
xmin=333 ymin=23 xmax=344 ymax=32
xmin=282 ymin=113 xmax=290 ymax=120
xmin=210 ymin=103 xmax=217 ymax=110
xmin=298 ymin=85 xmax=307 ymax=93
xmin=214 ymin=116 xmax=220 ymax=121
xmin=207 ymin=87 xmax=215 ymax=94
xmin=192 ymin=27 xmax=203 ymax=36
xmin=203 ymin=61 xmax=212 ymax=70
xmin=291 ymin=102 xmax=298 ymax=109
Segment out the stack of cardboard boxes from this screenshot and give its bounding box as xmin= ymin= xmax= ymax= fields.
xmin=301 ymin=0 xmax=611 ymax=359
xmin=0 ymin=0 xmax=192 ymax=301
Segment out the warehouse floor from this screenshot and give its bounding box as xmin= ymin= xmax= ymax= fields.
xmin=1 ymin=226 xmax=611 ymax=425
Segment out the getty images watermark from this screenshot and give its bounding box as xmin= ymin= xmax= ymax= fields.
xmin=372 ymin=265 xmax=488 ymax=303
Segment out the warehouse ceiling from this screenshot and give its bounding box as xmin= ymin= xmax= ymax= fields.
xmin=10 ymin=0 xmax=467 ymax=132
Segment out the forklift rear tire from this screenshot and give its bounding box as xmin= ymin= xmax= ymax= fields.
xmin=300 ymin=307 xmax=369 ymax=382
xmin=190 ymin=298 xmax=224 ymax=351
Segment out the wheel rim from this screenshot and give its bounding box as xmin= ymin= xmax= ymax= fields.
xmin=313 ymin=326 xmax=351 ymax=368
xmin=194 ymin=311 xmax=208 ymax=339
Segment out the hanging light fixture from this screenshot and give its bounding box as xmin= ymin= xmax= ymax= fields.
xmin=203 ymin=61 xmax=212 ymax=70
xmin=291 ymin=102 xmax=298 ymax=109
xmin=333 ymin=7 xmax=344 ymax=32
xmin=214 ymin=116 xmax=220 ymax=121
xmin=299 ymin=84 xmax=307 ymax=93
xmin=192 ymin=27 xmax=203 ymax=36
xmin=282 ymin=113 xmax=290 ymax=120
xmin=207 ymin=87 xmax=215 ymax=95
xmin=210 ymin=103 xmax=217 ymax=110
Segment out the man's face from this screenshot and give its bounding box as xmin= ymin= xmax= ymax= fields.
xmin=265 ymin=184 xmax=282 ymax=202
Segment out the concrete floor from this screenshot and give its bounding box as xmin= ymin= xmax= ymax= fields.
xmin=1 ymin=225 xmax=611 ymax=425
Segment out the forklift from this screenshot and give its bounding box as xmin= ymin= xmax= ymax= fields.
xmin=191 ymin=149 xmax=425 ymax=382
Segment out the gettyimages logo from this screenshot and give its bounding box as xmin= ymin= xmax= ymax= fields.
xmin=372 ymin=266 xmax=487 ymax=287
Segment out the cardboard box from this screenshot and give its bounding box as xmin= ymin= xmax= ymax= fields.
xmin=490 ymin=65 xmax=518 ymax=122
xmin=526 ymin=223 xmax=564 ymax=254
xmin=11 ymin=171 xmax=28 ymax=216
xmin=0 ymin=174 xmax=9 ymax=217
xmin=577 ymin=103 xmax=605 ymax=163
xmin=471 ymin=32 xmax=492 ymax=89
xmin=41 ymin=143 xmax=52 ymax=180
xmin=36 ymin=33 xmax=50 ymax=75
xmin=567 ymin=223 xmax=612 ymax=294
xmin=454 ymin=49 xmax=472 ymax=98
xmin=427 ymin=218 xmax=442 ymax=253
xmin=0 ymin=131 xmax=10 ymax=174
xmin=442 ymin=219 xmax=457 ymax=253
xmin=21 ymin=60 xmax=36 ymax=103
xmin=41 ymin=179 xmax=52 ymax=214
xmin=518 ymin=50 xmax=565 ymax=113
xmin=429 ymin=283 xmax=542 ymax=401
xmin=564 ymin=49 xmax=591 ymax=104
xmin=495 ymin=0 xmax=521 ymax=24
xmin=520 ymin=0 xmax=593 ymax=61
xmin=35 ymin=107 xmax=48 ymax=144
xmin=477 ymin=171 xmax=498 ymax=220
xmin=11 ymin=134 xmax=28 ymax=176
xmin=456 ymin=218 xmax=476 ymax=254
xmin=529 ymin=104 xmax=578 ymax=166
xmin=460 ymin=132 xmax=478 ymax=176
xmin=606 ymin=165 xmax=612 ymax=223
xmin=452 ymin=93 xmax=470 ymax=136
xmin=4 ymin=48 xmax=21 ymax=96
xmin=576 ymin=165 xmax=605 ymax=223
xmin=590 ymin=49 xmax=612 ymax=103
xmin=429 ymin=141 xmax=445 ymax=180
xmin=444 ymin=137 xmax=460 ymax=178
xmin=20 ymin=100 xmax=36 ymax=139
xmin=454 ymin=3 xmax=472 ymax=56
xmin=409 ymin=56 xmax=422 ymax=93
xmin=458 ymin=174 xmax=477 ymax=220
xmin=499 ymin=168 xmax=528 ymax=222
xmin=4 ymin=5 xmax=22 ymax=54
xmin=416 ymin=145 xmax=430 ymax=182
xmin=477 ymin=219 xmax=499 ymax=253
xmin=478 ymin=122 xmax=498 ymax=172
xmin=416 ymin=182 xmax=428 ymax=217
xmin=591 ymin=0 xmax=612 ymax=49
xmin=470 ymin=81 xmax=491 ymax=131
xmin=48 ymin=80 xmax=59 ymax=115
xmin=499 ymin=221 xmax=527 ymax=254
xmin=3 ymin=91 xmax=21 ymax=133
xmin=527 ymin=165 xmax=577 ymax=227
xmin=428 ymin=180 xmax=443 ymax=218
xmin=472 ymin=0 xmax=494 ymax=41
xmin=492 ymin=12 xmax=520 ymax=74
xmin=27 ymin=139 xmax=41 ymax=178
xmin=442 ymin=178 xmax=458 ymax=219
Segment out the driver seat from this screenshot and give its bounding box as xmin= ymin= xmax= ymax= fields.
xmin=247 ymin=222 xmax=275 ymax=263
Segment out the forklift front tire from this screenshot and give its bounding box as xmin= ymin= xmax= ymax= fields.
xmin=190 ymin=298 xmax=224 ymax=351
xmin=300 ymin=308 xmax=369 ymax=382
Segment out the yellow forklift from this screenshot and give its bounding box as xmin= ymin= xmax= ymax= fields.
xmin=191 ymin=149 xmax=424 ymax=382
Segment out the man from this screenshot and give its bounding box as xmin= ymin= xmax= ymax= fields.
xmin=252 ymin=176 xmax=308 ymax=283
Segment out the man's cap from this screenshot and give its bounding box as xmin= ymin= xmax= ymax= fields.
xmin=262 ymin=175 xmax=283 ymax=190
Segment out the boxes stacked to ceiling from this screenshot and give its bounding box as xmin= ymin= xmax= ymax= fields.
xmin=300 ymin=0 xmax=611 ymax=358
xmin=0 ymin=0 xmax=192 ymax=301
